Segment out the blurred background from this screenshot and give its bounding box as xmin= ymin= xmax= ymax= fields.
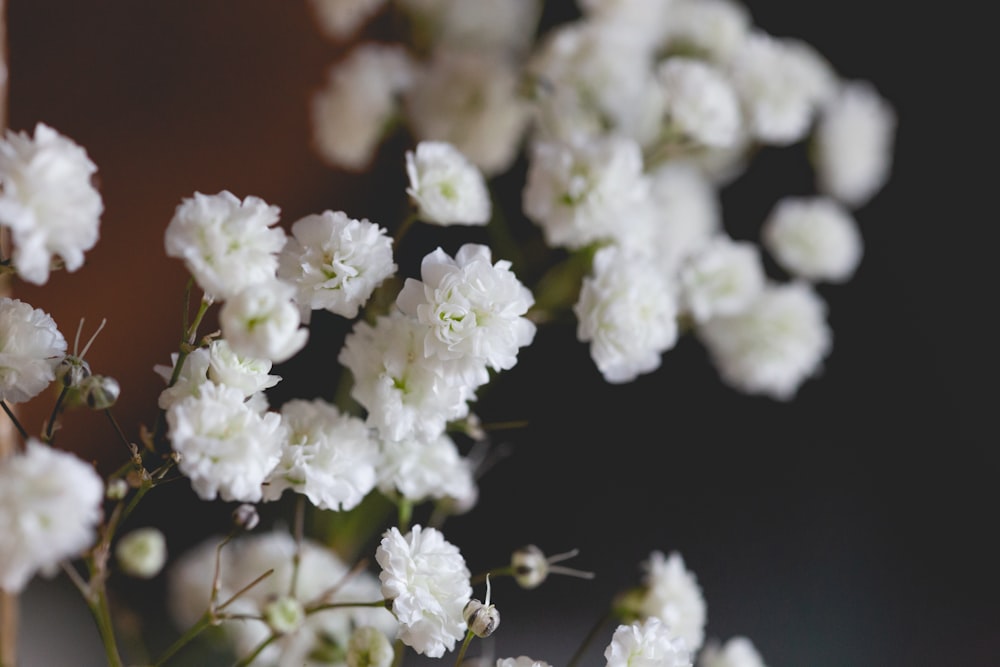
xmin=5 ymin=1 xmax=995 ymax=666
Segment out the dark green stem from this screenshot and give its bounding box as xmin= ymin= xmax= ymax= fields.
xmin=566 ymin=608 xmax=615 ymax=667
xmin=0 ymin=401 xmax=26 ymax=443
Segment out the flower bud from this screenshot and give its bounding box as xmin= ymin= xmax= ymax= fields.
xmin=106 ymin=478 xmax=129 ymax=500
xmin=511 ymin=545 xmax=594 ymax=590
xmin=346 ymin=626 xmax=394 ymax=667
xmin=464 ymin=573 xmax=500 ymax=638
xmin=115 ymin=527 xmax=167 ymax=579
xmin=264 ymin=596 xmax=305 ymax=635
xmin=233 ymin=503 xmax=260 ymax=530
xmin=82 ymin=375 xmax=120 ymax=409
xmin=56 ymin=356 xmax=91 ymax=388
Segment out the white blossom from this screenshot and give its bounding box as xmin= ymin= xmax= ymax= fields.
xmin=812 ymin=80 xmax=896 ymax=209
xmin=658 ymin=57 xmax=742 ymax=148
xmin=696 ymin=281 xmax=832 ymax=400
xmin=0 ymin=297 xmax=67 ymax=404
xmin=164 ymin=190 xmax=286 ymax=301
xmin=376 ymin=524 xmax=472 ymax=657
xmin=166 ymin=382 xmax=286 ymax=502
xmin=347 ymin=626 xmax=395 ymax=667
xmin=311 ymin=44 xmax=413 ymax=171
xmin=277 ymin=210 xmax=397 ymax=321
xmin=406 ymin=141 xmax=492 ymax=226
xmin=263 ymin=398 xmax=379 ymax=511
xmin=761 ymin=196 xmax=863 ymax=283
xmin=308 ymin=0 xmax=386 ymax=40
xmin=205 ymin=338 xmax=282 ymax=396
xmin=169 ymin=530 xmax=396 ymax=667
xmin=338 ymin=311 xmax=476 ymax=442
xmin=218 ymin=280 xmax=309 ymax=364
xmin=637 ymin=551 xmax=707 ymax=653
xmin=396 ymin=244 xmax=536 ymax=384
xmin=604 ymin=617 xmax=693 ymax=667
xmin=404 ymin=49 xmax=531 ymax=176
xmin=115 ymin=527 xmax=167 ymax=580
xmin=678 ymin=235 xmax=766 ymax=323
xmin=697 ymin=636 xmax=767 ymax=667
xmin=0 ymin=440 xmax=104 ymax=593
xmin=0 ymin=123 xmax=103 ymax=285
xmin=497 ymin=659 xmax=552 ymax=667
xmin=522 ymin=136 xmax=650 ymax=250
xmin=574 ymin=245 xmax=679 ymax=384
xmin=377 ymin=432 xmax=477 ymax=509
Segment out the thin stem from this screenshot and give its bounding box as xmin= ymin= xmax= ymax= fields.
xmin=104 ymin=409 xmax=132 ymax=450
xmin=232 ymin=634 xmax=277 ymax=667
xmin=393 ymin=211 xmax=418 ymax=247
xmin=566 ymin=608 xmax=614 ymax=667
xmin=397 ymin=498 xmax=413 ymax=534
xmin=87 ymin=576 xmax=124 ymax=667
xmin=151 ymin=610 xmax=212 ymax=667
xmin=304 ymin=598 xmax=387 ymax=614
xmin=453 ymin=631 xmax=475 ymax=667
xmin=43 ymin=386 xmax=70 ymax=443
xmin=0 ymin=401 xmax=26 ymax=442
xmin=290 ymin=495 xmax=305 ymax=598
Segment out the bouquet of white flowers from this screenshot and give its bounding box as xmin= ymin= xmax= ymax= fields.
xmin=0 ymin=1 xmax=897 ymax=666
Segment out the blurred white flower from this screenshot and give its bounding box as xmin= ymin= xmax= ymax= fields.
xmin=263 ymin=398 xmax=379 ymax=511
xmin=679 ymin=235 xmax=766 ymax=323
xmin=658 ymin=57 xmax=742 ymax=148
xmin=636 ymin=551 xmax=707 ymax=654
xmin=115 ymin=527 xmax=167 ymax=580
xmin=0 ymin=439 xmax=103 ymax=593
xmin=377 ymin=432 xmax=477 ymax=510
xmin=311 ymin=44 xmax=413 ymax=171
xmin=604 ymin=617 xmax=693 ymax=667
xmin=574 ymin=245 xmax=679 ymax=384
xmin=406 ymin=141 xmax=492 ymax=226
xmin=277 ymin=210 xmax=397 ymax=321
xmin=166 ymin=382 xmax=286 ymax=502
xmin=761 ymin=196 xmax=863 ymax=283
xmin=697 ymin=281 xmax=832 ymax=400
xmin=308 ymin=0 xmax=386 ymax=40
xmin=697 ymin=636 xmax=767 ymax=667
xmin=0 ymin=297 xmax=67 ymax=404
xmin=497 ymin=659 xmax=552 ymax=667
xmin=347 ymin=626 xmax=395 ymax=667
xmin=812 ymin=80 xmax=896 ymax=209
xmin=164 ymin=190 xmax=285 ymax=301
xmin=376 ymin=524 xmax=472 ymax=657
xmin=218 ymin=280 xmax=309 ymax=364
xmin=0 ymin=123 xmax=103 ymax=285
xmin=663 ymin=0 xmax=751 ymax=62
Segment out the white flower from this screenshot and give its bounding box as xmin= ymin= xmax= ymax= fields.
xmin=0 ymin=297 xmax=67 ymax=404
xmin=406 ymin=141 xmax=492 ymax=226
xmin=404 ymin=49 xmax=531 ymax=176
xmin=0 ymin=439 xmax=104 ymax=593
xmin=166 ymin=382 xmax=286 ymax=502
xmin=169 ymin=530 xmax=396 ymax=667
xmin=574 ymin=245 xmax=679 ymax=384
xmin=115 ymin=527 xmax=167 ymax=580
xmin=678 ymin=235 xmax=766 ymax=323
xmin=164 ymin=190 xmax=286 ymax=301
xmin=522 ymin=136 xmax=650 ymax=250
xmin=761 ymin=196 xmax=863 ymax=283
xmin=218 ymin=280 xmax=309 ymax=364
xmin=0 ymin=123 xmax=103 ymax=285
xmin=637 ymin=551 xmax=707 ymax=653
xmin=376 ymin=524 xmax=472 ymax=657
xmin=396 ymin=243 xmax=536 ymax=384
xmin=311 ymin=44 xmax=413 ymax=171
xmin=697 ymin=636 xmax=766 ymax=667
xmin=696 ymin=281 xmax=832 ymax=400
xmin=497 ymin=658 xmax=552 ymax=667
xmin=663 ymin=0 xmax=751 ymax=62
xmin=377 ymin=432 xmax=477 ymax=509
xmin=658 ymin=57 xmax=742 ymax=148
xmin=263 ymin=398 xmax=379 ymax=511
xmin=812 ymin=80 xmax=896 ymax=209
xmin=308 ymin=0 xmax=387 ymax=40
xmin=339 ymin=312 xmax=476 ymax=442
xmin=277 ymin=210 xmax=396 ymax=321
xmin=347 ymin=626 xmax=395 ymax=667
xmin=205 ymin=338 xmax=282 ymax=396
xmin=604 ymin=617 xmax=693 ymax=667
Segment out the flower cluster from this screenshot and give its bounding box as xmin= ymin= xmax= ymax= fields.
xmin=0 ymin=1 xmax=895 ymax=666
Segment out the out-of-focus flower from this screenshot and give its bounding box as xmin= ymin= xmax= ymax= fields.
xmin=604 ymin=617 xmax=693 ymax=667
xmin=761 ymin=196 xmax=863 ymax=284
xmin=0 ymin=297 xmax=66 ymax=404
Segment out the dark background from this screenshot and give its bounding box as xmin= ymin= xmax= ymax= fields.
xmin=6 ymin=1 xmax=995 ymax=666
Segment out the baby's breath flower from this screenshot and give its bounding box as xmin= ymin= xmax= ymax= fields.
xmin=115 ymin=527 xmax=167 ymax=579
xmin=377 ymin=432 xmax=477 ymax=509
xmin=658 ymin=56 xmax=742 ymax=148
xmin=678 ymin=235 xmax=766 ymax=323
xmin=218 ymin=280 xmax=309 ymax=364
xmin=0 ymin=440 xmax=104 ymax=593
xmin=634 ymin=551 xmax=707 ymax=654
xmin=497 ymin=659 xmax=552 ymax=667
xmin=761 ymin=196 xmax=863 ymax=284
xmin=0 ymin=297 xmax=67 ymax=404
xmin=347 ymin=626 xmax=394 ymax=667
xmin=604 ymin=617 xmax=693 ymax=667
xmin=697 ymin=636 xmax=767 ymax=667
xmin=406 ymin=141 xmax=492 ymax=226
xmin=0 ymin=122 xmax=103 ymax=285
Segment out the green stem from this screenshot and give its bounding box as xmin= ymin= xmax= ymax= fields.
xmin=0 ymin=401 xmax=26 ymax=443
xmin=453 ymin=631 xmax=475 ymax=667
xmin=42 ymin=385 xmax=69 ymax=444
xmin=151 ymin=611 xmax=212 ymax=667
xmin=566 ymin=608 xmax=614 ymax=667
xmin=88 ymin=578 xmax=123 ymax=667
xmin=232 ymin=634 xmax=277 ymax=667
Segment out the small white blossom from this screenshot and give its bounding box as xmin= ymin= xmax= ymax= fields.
xmin=696 ymin=281 xmax=832 ymax=400
xmin=263 ymin=398 xmax=379 ymax=511
xmin=166 ymin=382 xmax=286 ymax=502
xmin=0 ymin=297 xmax=67 ymax=404
xmin=277 ymin=210 xmax=396 ymax=321
xmin=338 ymin=311 xmax=476 ymax=442
xmin=205 ymin=338 xmax=283 ymax=396
xmin=761 ymin=196 xmax=863 ymax=283
xmin=679 ymin=235 xmax=766 ymax=323
xmin=0 ymin=440 xmax=104 ymax=593
xmin=812 ymin=80 xmax=896 ymax=209
xmin=522 ymin=136 xmax=650 ymax=250
xmin=658 ymin=57 xmax=742 ymax=148
xmin=406 ymin=141 xmax=492 ymax=226
xmin=697 ymin=636 xmax=767 ymax=667
xmin=311 ymin=44 xmax=414 ymax=171
xmin=604 ymin=617 xmax=693 ymax=667
xmin=637 ymin=551 xmax=707 ymax=653
xmin=497 ymin=658 xmax=552 ymax=667
xmin=308 ymin=0 xmax=387 ymax=40
xmin=0 ymin=123 xmax=103 ymax=285
xmin=396 ymin=243 xmax=536 ymax=384
xmin=155 ymin=347 xmax=211 ymax=410
xmin=115 ymin=527 xmax=167 ymax=579
xmin=164 ymin=191 xmax=286 ymax=301
xmin=377 ymin=432 xmax=477 ymax=509
xmin=347 ymin=626 xmax=395 ymax=667
xmin=218 ymin=280 xmax=309 ymax=364
xmin=574 ymin=245 xmax=679 ymax=384
xmin=376 ymin=524 xmax=472 ymax=657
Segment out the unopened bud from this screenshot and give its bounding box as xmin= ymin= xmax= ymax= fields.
xmin=463 ymin=573 xmax=500 ymax=638
xmin=511 ymin=545 xmax=594 ymax=590
xmin=346 ymin=626 xmax=394 ymax=667
xmin=233 ymin=503 xmax=260 ymax=530
xmin=264 ymin=596 xmax=305 ymax=635
xmin=115 ymin=527 xmax=167 ymax=579
xmin=82 ymin=375 xmax=120 ymax=409
xmin=106 ymin=478 xmax=128 ymax=500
